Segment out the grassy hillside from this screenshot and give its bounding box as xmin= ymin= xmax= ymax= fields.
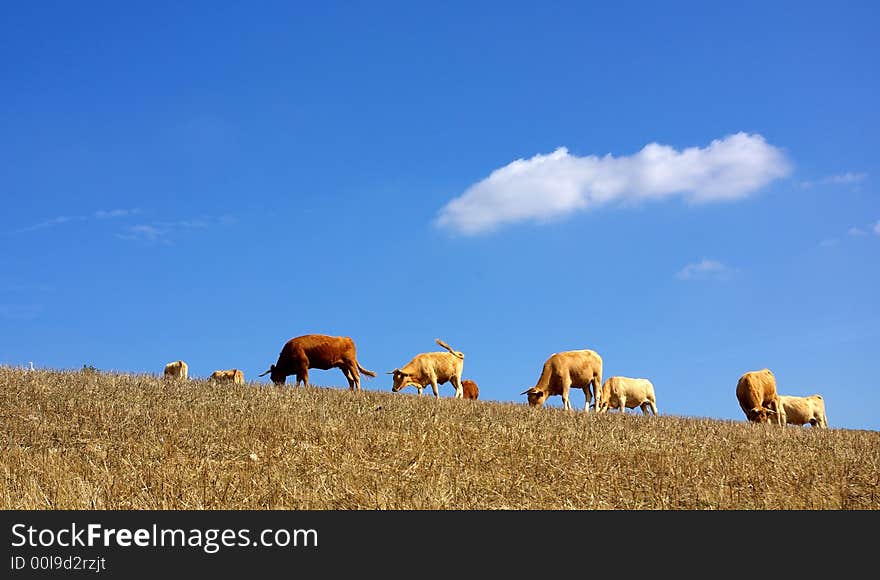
xmin=1 ymin=366 xmax=878 ymax=509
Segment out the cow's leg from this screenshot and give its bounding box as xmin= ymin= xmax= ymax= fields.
xmin=583 ymin=386 xmax=592 ymax=412
xmin=560 ymin=377 xmax=573 ymax=410
xmin=342 ymin=367 xmax=356 ymax=390
xmin=430 ymin=378 xmax=440 ymax=398
xmin=296 ymin=364 xmax=309 ymax=387
xmin=618 ymin=396 xmax=626 ymax=414
xmin=450 ymin=375 xmax=464 ymax=398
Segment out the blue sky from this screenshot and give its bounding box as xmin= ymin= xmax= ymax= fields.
xmin=1 ymin=1 xmax=877 ymax=430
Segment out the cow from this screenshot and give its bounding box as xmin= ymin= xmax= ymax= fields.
xmin=389 ymin=339 xmax=465 ymax=398
xmin=735 ymin=368 xmax=786 ymax=425
xmin=596 ymin=376 xmax=658 ymax=415
xmin=779 ymin=394 xmax=828 ymax=428
xmin=209 ymin=369 xmax=245 ymax=385
xmin=521 ymin=349 xmax=603 ymax=411
xmin=461 ymin=379 xmax=479 ymax=400
xmin=163 ymin=360 xmax=188 ymax=381
xmin=258 ymin=334 xmax=376 ymax=390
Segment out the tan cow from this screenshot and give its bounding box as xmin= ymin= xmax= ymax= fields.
xmin=461 ymin=379 xmax=479 ymax=400
xmin=596 ymin=376 xmax=658 ymax=415
xmin=779 ymin=394 xmax=828 ymax=428
xmin=521 ymin=349 xmax=603 ymax=411
xmin=210 ymin=369 xmax=245 ymax=385
xmin=389 ymin=339 xmax=465 ymax=398
xmin=163 ymin=360 xmax=188 ymax=381
xmin=736 ymin=368 xmax=786 ymax=425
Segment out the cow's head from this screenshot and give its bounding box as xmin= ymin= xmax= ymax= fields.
xmin=521 ymin=386 xmax=548 ymax=407
xmin=258 ymin=364 xmax=286 ymax=385
xmin=388 ymin=369 xmax=415 ymax=392
xmin=746 ymin=406 xmax=777 ymax=423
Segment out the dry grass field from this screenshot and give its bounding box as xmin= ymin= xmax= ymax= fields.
xmin=1 ymin=366 xmax=878 ymax=510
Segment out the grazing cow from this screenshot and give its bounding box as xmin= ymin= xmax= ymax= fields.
xmin=389 ymin=339 xmax=465 ymax=398
xmin=521 ymin=349 xmax=603 ymax=411
xmin=461 ymin=379 xmax=479 ymax=400
xmin=779 ymin=394 xmax=828 ymax=428
xmin=163 ymin=360 xmax=188 ymax=381
xmin=596 ymin=376 xmax=658 ymax=415
xmin=735 ymin=368 xmax=786 ymax=425
xmin=210 ymin=369 xmax=245 ymax=385
xmin=258 ymin=334 xmax=376 ymax=390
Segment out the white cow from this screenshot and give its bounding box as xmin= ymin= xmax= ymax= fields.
xmin=596 ymin=376 xmax=658 ymax=415
xmin=778 ymin=394 xmax=828 ymax=428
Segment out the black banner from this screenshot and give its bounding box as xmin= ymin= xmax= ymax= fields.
xmin=0 ymin=510 xmax=867 ymax=577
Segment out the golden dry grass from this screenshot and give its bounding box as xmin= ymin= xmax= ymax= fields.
xmin=2 ymin=366 xmax=878 ymax=509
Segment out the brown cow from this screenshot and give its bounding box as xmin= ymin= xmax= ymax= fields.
xmin=163 ymin=360 xmax=188 ymax=381
xmin=521 ymin=349 xmax=603 ymax=411
xmin=461 ymin=379 xmax=479 ymax=400
xmin=258 ymin=334 xmax=376 ymax=390
xmin=736 ymin=368 xmax=786 ymax=425
xmin=210 ymin=369 xmax=245 ymax=385
xmin=389 ymin=339 xmax=465 ymax=398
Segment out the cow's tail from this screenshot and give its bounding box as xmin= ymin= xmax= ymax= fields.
xmin=357 ymin=362 xmax=377 ymax=378
xmin=435 ymin=338 xmax=464 ymax=359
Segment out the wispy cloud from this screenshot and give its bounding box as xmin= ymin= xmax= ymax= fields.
xmin=676 ymin=259 xmax=737 ymax=281
xmin=13 ymin=208 xmax=140 ymax=234
xmin=799 ymin=172 xmax=867 ymax=189
xmin=13 ymin=216 xmax=84 ymax=233
xmin=874 ymin=220 xmax=880 ymax=236
xmin=116 ymin=216 xmax=233 ymax=244
xmin=848 ymin=227 xmax=867 ymax=237
xmin=94 ymin=208 xmax=140 ymax=219
xmin=435 ymin=132 xmax=791 ymax=235
xmin=819 ymin=238 xmax=840 ymax=248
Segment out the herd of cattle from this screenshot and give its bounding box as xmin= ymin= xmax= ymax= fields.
xmin=161 ymin=333 xmax=828 ymax=428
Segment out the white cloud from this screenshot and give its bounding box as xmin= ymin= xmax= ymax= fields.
xmin=848 ymin=227 xmax=867 ymax=237
xmin=874 ymin=220 xmax=880 ymax=236
xmin=435 ymin=132 xmax=792 ymax=235
xmin=676 ymin=259 xmax=736 ymax=281
xmin=800 ymin=172 xmax=867 ymax=189
xmin=13 ymin=208 xmax=139 ymax=234
xmin=94 ymin=208 xmax=140 ymax=219
xmin=116 ymin=217 xmax=231 ymax=244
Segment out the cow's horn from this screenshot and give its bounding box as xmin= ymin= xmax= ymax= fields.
xmin=258 ymin=368 xmax=271 ymax=377
xmin=520 ymin=388 xmax=532 ymax=395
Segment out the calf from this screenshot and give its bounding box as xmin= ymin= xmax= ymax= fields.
xmin=779 ymin=394 xmax=827 ymax=428
xmin=596 ymin=376 xmax=658 ymax=415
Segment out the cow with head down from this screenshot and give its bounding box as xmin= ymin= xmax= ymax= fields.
xmin=259 ymin=334 xmax=376 ymax=390
xmin=521 ymin=349 xmax=603 ymax=411
xmin=596 ymin=376 xmax=658 ymax=415
xmin=163 ymin=360 xmax=188 ymax=381
xmin=389 ymin=339 xmax=465 ymax=398
xmin=210 ymin=368 xmax=245 ymax=385
xmin=736 ymin=368 xmax=786 ymax=425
